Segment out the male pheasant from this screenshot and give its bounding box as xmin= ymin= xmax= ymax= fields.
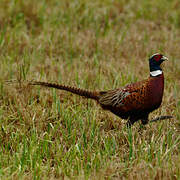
xmin=27 ymin=53 xmax=169 ymax=126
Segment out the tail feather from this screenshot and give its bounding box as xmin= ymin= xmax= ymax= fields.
xmin=28 ymin=81 xmax=100 ymax=100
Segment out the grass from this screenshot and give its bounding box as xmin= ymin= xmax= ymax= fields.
xmin=0 ymin=0 xmax=180 ymax=179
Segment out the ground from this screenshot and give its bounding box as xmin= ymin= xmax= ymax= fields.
xmin=0 ymin=0 xmax=179 ymax=179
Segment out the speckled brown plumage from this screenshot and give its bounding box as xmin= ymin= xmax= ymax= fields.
xmin=98 ymin=74 xmax=164 ymax=126
xmin=24 ymin=53 xmax=170 ymax=126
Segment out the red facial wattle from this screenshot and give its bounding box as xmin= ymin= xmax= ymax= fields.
xmin=153 ymin=54 xmax=163 ymax=62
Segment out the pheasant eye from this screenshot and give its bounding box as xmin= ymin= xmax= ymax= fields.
xmin=154 ymin=54 xmax=162 ymax=62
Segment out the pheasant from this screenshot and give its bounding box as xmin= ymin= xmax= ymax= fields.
xmin=11 ymin=53 xmax=172 ymax=126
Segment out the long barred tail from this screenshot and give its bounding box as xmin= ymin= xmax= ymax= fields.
xmin=28 ymin=81 xmax=100 ymax=100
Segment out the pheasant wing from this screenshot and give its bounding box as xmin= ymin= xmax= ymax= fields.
xmin=99 ymin=80 xmax=148 ymax=112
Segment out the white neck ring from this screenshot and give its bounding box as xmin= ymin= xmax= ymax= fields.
xmin=150 ymin=70 xmax=162 ymax=77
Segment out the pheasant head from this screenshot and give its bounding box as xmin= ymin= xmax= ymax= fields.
xmin=149 ymin=53 xmax=168 ymax=77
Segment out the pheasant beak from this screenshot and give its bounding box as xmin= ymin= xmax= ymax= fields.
xmin=160 ymin=56 xmax=168 ymax=69
xmin=162 ymin=56 xmax=168 ymax=61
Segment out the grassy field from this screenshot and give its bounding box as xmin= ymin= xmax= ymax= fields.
xmin=0 ymin=0 xmax=180 ymax=179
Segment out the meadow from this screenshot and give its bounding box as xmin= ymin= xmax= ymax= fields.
xmin=0 ymin=0 xmax=180 ymax=179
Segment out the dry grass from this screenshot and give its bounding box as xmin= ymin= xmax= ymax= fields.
xmin=0 ymin=0 xmax=180 ymax=179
